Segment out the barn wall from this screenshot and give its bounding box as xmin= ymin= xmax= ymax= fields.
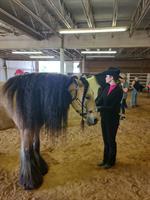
xmin=6 ymin=60 xmax=36 ymax=78
xmin=65 ymin=61 xmax=74 ymax=73
xmin=84 ymin=59 xmax=150 ymax=73
xmin=0 ymin=60 xmax=36 ymax=81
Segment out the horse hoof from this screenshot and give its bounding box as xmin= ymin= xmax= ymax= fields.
xmin=19 ymin=172 xmax=43 ymax=190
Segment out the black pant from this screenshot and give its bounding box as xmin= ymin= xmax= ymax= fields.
xmin=101 ymin=116 xmax=119 ymax=165
xmin=120 ymin=98 xmax=127 ymax=114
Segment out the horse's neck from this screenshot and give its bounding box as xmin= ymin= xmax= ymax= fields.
xmin=87 ymin=76 xmax=100 ymax=100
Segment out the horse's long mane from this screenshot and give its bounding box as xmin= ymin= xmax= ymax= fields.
xmin=2 ymin=73 xmax=73 ymax=134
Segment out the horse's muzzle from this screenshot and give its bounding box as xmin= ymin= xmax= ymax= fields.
xmin=86 ymin=117 xmax=98 ymax=126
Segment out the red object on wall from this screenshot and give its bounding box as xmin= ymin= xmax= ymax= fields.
xmin=15 ymin=69 xmax=24 ymax=75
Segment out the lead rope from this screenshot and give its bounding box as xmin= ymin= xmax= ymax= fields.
xmin=80 ymin=77 xmax=89 ymax=130
xmin=81 ymin=101 xmax=84 ymax=130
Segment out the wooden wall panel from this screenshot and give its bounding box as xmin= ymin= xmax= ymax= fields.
xmin=84 ymin=59 xmax=150 ymax=73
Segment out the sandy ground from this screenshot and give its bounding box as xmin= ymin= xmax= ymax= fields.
xmin=0 ymin=93 xmax=150 ymax=200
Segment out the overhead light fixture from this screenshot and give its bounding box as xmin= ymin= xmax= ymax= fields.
xmin=30 ymin=55 xmax=54 ymax=59
xmin=81 ymin=50 xmax=117 ymax=54
xmin=59 ymin=26 xmax=128 ymax=34
xmin=86 ymin=55 xmax=115 ymax=58
xmin=12 ymin=51 xmax=43 ymax=54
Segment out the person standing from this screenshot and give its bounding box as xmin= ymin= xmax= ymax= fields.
xmin=130 ymin=77 xmax=140 ymax=107
xmin=96 ymin=67 xmax=123 ymax=169
xmin=119 ymin=73 xmax=129 ymax=119
xmin=147 ymin=81 xmax=150 ymax=97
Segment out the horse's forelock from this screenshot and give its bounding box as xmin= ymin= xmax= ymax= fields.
xmin=80 ymin=77 xmax=89 ymax=90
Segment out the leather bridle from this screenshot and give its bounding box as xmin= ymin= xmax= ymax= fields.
xmin=71 ymin=78 xmax=94 ymax=118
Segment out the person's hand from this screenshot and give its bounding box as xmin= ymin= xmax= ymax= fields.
xmin=96 ymin=106 xmax=101 ymax=112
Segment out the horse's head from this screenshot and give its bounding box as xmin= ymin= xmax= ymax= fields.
xmin=68 ymin=76 xmax=98 ymax=126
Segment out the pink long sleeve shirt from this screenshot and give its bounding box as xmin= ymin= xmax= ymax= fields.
xmin=107 ymin=84 xmax=117 ymax=95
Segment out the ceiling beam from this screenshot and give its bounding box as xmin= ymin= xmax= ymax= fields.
xmin=49 ymin=49 xmax=60 ymax=58
xmin=127 ymin=48 xmax=138 ymax=55
xmin=73 ymin=49 xmax=82 ymax=57
xmin=0 ymin=20 xmax=15 ymax=33
xmin=44 ymin=0 xmax=79 ymax=39
xmin=144 ymin=23 xmax=150 ymax=36
xmin=0 ymin=31 xmax=149 ymax=49
xmin=45 ymin=0 xmax=73 ymax=28
xmin=0 ymin=8 xmax=44 ymax=40
xmin=129 ymin=0 xmax=150 ymax=37
xmin=58 ymin=0 xmax=75 ymax=27
xmin=12 ymin=0 xmax=60 ymax=37
xmin=112 ymin=0 xmax=118 ymax=27
xmin=63 ymin=31 xmax=150 ymax=49
xmin=9 ymin=0 xmax=18 ymax=17
xmin=144 ymin=22 xmax=150 ymax=29
xmin=81 ymin=0 xmax=95 ymax=28
xmin=124 ymin=48 xmax=150 ymax=58
xmin=136 ymin=47 xmax=150 ymax=56
xmin=115 ymin=48 xmax=123 ymax=57
xmin=64 ymin=49 xmax=74 ymax=59
xmin=31 ymin=0 xmax=40 ymax=16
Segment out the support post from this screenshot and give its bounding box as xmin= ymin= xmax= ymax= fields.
xmin=81 ymin=56 xmax=85 ymax=74
xmin=3 ymin=60 xmax=8 ymax=80
xmin=34 ymin=61 xmax=39 ymax=72
xmin=60 ymin=36 xmax=64 ymax=74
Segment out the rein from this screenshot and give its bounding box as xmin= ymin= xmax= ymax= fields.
xmin=72 ymin=96 xmax=87 ymax=117
xmin=71 ymin=77 xmax=91 ymax=129
xmin=80 ymin=77 xmax=89 ymax=128
xmin=71 ymin=77 xmax=87 ymax=117
xmin=72 ymin=97 xmax=94 ymax=116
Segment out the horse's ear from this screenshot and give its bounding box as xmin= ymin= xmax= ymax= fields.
xmin=71 ymin=75 xmax=78 ymax=81
xmin=68 ymin=76 xmax=83 ymax=90
xmin=80 ymin=76 xmax=88 ymax=85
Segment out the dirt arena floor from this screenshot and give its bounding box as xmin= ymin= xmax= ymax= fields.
xmin=0 ymin=93 xmax=150 ymax=200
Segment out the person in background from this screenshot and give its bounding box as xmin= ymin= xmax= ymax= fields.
xmin=130 ymin=77 xmax=140 ymax=107
xmin=147 ymin=81 xmax=150 ymax=97
xmin=96 ymin=67 xmax=123 ymax=169
xmin=119 ymin=73 xmax=129 ymax=120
